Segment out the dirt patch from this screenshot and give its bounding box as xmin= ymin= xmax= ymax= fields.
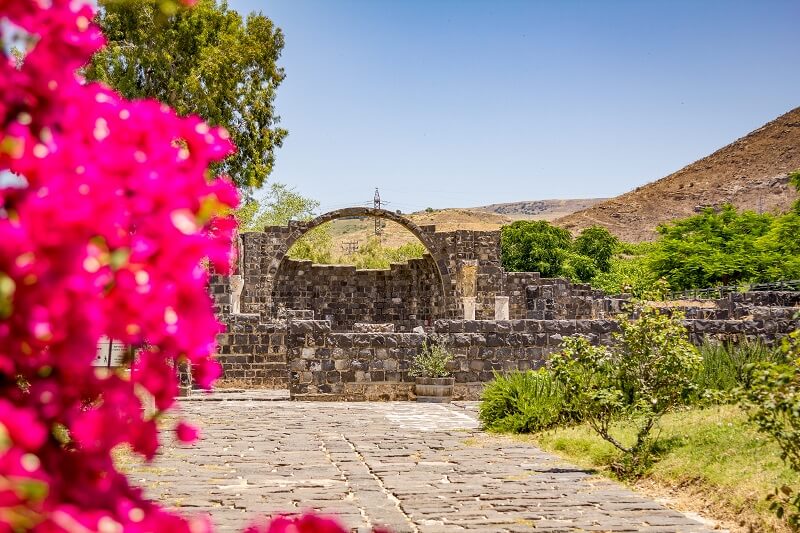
xmin=633 ymin=477 xmax=789 ymax=533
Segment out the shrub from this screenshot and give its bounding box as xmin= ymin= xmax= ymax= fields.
xmin=550 ymin=307 xmax=701 ymax=477
xmin=739 ymin=329 xmax=800 ymax=528
xmin=409 ymin=335 xmax=453 ymax=378
xmin=694 ymin=339 xmax=785 ymax=400
xmin=590 ymin=243 xmax=666 ymax=298
xmin=562 ymin=251 xmax=597 ymax=283
xmin=341 ymin=237 xmax=425 ymax=269
xmin=479 ymin=369 xmax=572 ymax=433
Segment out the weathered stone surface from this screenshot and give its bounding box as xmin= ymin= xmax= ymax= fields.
xmin=131 ymin=396 xmax=715 ymax=532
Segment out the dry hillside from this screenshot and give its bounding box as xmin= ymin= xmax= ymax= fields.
xmin=556 ymin=107 xmax=800 ymax=242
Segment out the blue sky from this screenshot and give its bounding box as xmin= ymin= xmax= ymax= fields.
xmin=228 ymin=0 xmax=799 ymax=213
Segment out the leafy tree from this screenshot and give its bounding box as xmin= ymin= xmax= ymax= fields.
xmin=756 ymin=213 xmax=800 ymax=281
xmin=791 ymin=169 xmax=800 ymax=214
xmin=500 ymin=220 xmax=572 ymax=277
xmin=573 ymin=226 xmax=618 ymax=272
xmin=234 ymin=183 xmax=334 ymax=264
xmin=236 ymin=182 xmax=318 ymax=231
xmin=649 ymin=205 xmax=774 ymax=290
xmin=562 ymin=251 xmax=597 ymax=283
xmin=550 ymin=307 xmax=701 ymax=476
xmin=86 ymin=0 xmax=287 ymax=189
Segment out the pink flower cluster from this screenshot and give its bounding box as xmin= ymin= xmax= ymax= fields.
xmin=0 ymin=0 xmax=237 ymax=530
xmin=0 ymin=1 xmax=392 ymax=532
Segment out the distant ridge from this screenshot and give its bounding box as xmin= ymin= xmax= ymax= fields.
xmin=477 ymin=198 xmax=606 ymax=220
xmin=555 ymin=107 xmax=800 ymax=242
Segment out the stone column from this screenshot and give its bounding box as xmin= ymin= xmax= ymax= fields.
xmin=463 ymin=297 xmax=476 ymax=320
xmin=494 ymin=296 xmax=510 ymax=320
xmin=229 ymin=274 xmax=243 ymax=314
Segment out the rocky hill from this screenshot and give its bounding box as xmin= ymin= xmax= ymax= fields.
xmin=556 ymin=107 xmax=800 ymax=241
xmin=477 ymin=198 xmax=606 ymax=220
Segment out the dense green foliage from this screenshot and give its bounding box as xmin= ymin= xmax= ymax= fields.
xmin=409 ymin=335 xmax=453 ymax=378
xmin=339 ymin=238 xmax=425 ymax=270
xmin=501 ymin=221 xmax=572 ymax=277
xmin=573 ymin=226 xmax=618 ymax=272
xmin=740 ymin=330 xmax=800 ymax=528
xmin=694 ymin=340 xmax=785 ymax=400
xmin=549 ymin=308 xmax=701 ymax=476
xmin=589 ymin=242 xmax=665 ymax=298
xmin=236 ymin=183 xmax=318 ymax=231
xmin=500 ymin=221 xmax=617 ymax=282
xmin=87 ymin=0 xmax=287 ymax=189
xmin=593 ymin=194 xmax=800 ymax=295
xmin=650 ymin=205 xmax=790 ymax=289
xmin=287 ymin=227 xmax=334 ymax=265
xmin=478 ymin=370 xmax=572 ymax=433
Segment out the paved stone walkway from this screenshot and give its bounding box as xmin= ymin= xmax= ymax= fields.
xmin=132 ymin=393 xmax=715 ymax=532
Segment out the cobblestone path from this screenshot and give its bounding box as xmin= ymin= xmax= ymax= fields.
xmin=132 ymin=393 xmax=715 ymax=532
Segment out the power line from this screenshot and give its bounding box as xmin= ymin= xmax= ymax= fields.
xmin=373 ymin=188 xmax=382 ymax=237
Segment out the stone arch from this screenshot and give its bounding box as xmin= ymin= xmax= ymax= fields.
xmin=261 ymin=207 xmax=453 ymax=321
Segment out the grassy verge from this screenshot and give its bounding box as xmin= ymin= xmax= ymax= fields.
xmin=518 ymin=405 xmax=799 ymax=532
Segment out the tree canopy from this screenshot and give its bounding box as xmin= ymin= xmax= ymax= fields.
xmin=86 ymin=0 xmax=287 ymax=189
xmin=501 ymin=221 xmax=573 ymax=277
xmin=501 ymin=221 xmax=616 ymax=281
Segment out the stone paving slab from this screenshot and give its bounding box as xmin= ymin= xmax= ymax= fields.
xmin=130 ymin=395 xmax=717 ymax=532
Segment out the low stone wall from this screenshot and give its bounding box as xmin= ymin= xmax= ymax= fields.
xmin=684 ymin=318 xmax=800 ymax=346
xmin=282 ymin=315 xmax=799 ymax=401
xmin=215 ymin=315 xmax=289 ymax=388
xmin=287 ymin=319 xmax=619 ymax=400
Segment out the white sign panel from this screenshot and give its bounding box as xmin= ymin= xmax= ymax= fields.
xmin=92 ymin=336 xmax=128 ymax=367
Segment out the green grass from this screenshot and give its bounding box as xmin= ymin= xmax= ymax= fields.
xmin=525 ymin=405 xmax=799 ymax=532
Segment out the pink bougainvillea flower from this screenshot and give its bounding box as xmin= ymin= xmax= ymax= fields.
xmin=175 ymin=421 xmax=200 ymax=444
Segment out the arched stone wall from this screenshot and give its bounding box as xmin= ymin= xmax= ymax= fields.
xmin=241 ymin=207 xmax=455 ymax=320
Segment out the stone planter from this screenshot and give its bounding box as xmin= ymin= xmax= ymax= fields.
xmin=415 ymin=377 xmax=455 ymax=403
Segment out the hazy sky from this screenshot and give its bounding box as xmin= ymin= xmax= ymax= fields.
xmin=228 ymin=0 xmax=799 ymax=213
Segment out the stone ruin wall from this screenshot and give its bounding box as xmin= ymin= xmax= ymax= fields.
xmin=271 ymin=255 xmax=443 ymax=331
xmin=209 ymin=208 xmax=800 ymax=399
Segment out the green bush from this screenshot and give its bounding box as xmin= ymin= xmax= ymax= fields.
xmin=409 ymin=335 xmax=453 ymax=378
xmin=500 ymin=220 xmax=572 ymax=277
xmin=590 ymin=242 xmax=665 ymax=298
xmin=573 ymin=226 xmax=618 ymax=272
xmin=562 ymin=251 xmax=597 ymax=283
xmin=694 ymin=340 xmax=785 ymax=400
xmin=500 ymin=222 xmax=619 ymax=283
xmin=550 ymin=307 xmax=702 ymax=477
xmin=341 ymin=238 xmax=425 ymax=270
xmin=739 ymin=329 xmax=800 ymax=528
xmin=479 ymin=369 xmax=572 ymax=433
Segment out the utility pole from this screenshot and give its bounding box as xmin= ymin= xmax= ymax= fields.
xmin=373 ymin=188 xmax=382 ymax=237
xmin=341 ymin=240 xmax=359 ymax=255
